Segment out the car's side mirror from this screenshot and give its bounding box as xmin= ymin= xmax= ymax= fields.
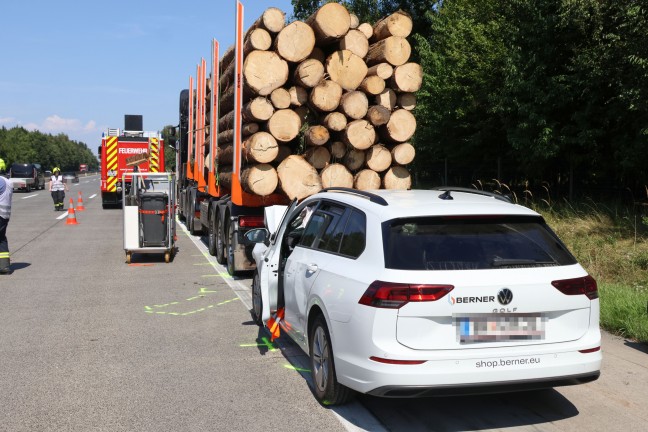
xmin=243 ymin=228 xmax=270 ymax=246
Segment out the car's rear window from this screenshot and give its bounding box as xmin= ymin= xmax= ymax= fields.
xmin=383 ymin=215 xmax=577 ymax=270
xmin=10 ymin=164 xmax=34 ymax=177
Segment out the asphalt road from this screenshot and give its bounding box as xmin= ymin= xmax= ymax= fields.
xmin=1 ymin=174 xmax=646 ymax=431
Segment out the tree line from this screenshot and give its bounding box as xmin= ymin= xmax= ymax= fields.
xmin=0 ymin=126 xmax=98 ymax=172
xmin=292 ymin=0 xmax=648 ymax=198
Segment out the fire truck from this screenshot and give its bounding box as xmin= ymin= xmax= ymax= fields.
xmin=177 ymin=1 xmax=287 ymax=275
xmin=99 ymin=115 xmax=165 ymax=209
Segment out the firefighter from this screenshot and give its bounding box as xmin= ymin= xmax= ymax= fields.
xmin=49 ymin=167 xmax=68 ymax=211
xmin=0 ymin=175 xmax=12 ymax=274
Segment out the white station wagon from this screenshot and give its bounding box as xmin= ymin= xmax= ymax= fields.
xmin=245 ymin=188 xmax=601 ymax=405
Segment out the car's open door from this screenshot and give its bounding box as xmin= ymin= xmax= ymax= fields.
xmin=259 ymin=199 xmax=298 ymax=323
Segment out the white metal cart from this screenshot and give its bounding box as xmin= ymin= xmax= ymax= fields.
xmin=123 ymin=172 xmax=176 ymax=263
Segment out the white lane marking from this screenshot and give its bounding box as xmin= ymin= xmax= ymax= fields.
xmin=22 ymin=194 xmax=38 ymax=199
xmin=89 ymin=194 xmax=97 ymax=199
xmin=56 ymin=211 xmax=69 ymax=220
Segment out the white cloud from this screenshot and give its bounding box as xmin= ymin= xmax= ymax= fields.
xmin=21 ymin=115 xmax=98 ymax=135
xmin=0 ymin=117 xmax=15 ymax=123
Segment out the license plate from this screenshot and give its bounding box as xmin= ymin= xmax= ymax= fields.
xmin=455 ymin=313 xmax=546 ymax=343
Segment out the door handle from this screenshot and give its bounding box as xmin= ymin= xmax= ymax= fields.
xmin=306 ymin=263 xmax=318 ymax=272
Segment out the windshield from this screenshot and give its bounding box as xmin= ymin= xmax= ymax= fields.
xmin=10 ymin=164 xmax=35 ymax=177
xmin=383 ymin=215 xmax=577 ymax=270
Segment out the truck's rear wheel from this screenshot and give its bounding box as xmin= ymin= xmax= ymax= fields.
xmin=208 ymin=209 xmax=217 ymax=256
xmin=216 ymin=216 xmax=226 ymax=264
xmin=226 ymin=224 xmax=236 ymax=276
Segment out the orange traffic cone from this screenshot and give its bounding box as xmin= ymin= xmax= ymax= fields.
xmin=76 ymin=191 xmax=85 ymax=211
xmin=66 ymin=198 xmax=79 ymax=225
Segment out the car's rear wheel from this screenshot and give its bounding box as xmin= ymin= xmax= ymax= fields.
xmin=309 ymin=314 xmax=354 ymax=405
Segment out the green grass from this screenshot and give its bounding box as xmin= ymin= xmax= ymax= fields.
xmin=534 ymin=200 xmax=648 ymax=343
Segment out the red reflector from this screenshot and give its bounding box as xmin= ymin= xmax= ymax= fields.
xmin=551 ymin=275 xmax=598 ymax=300
xmin=370 ymin=356 xmax=426 ymax=365
xmin=579 ymin=346 xmax=601 ymax=353
xmin=239 ymin=215 xmax=264 ymax=227
xmin=359 ymin=281 xmax=454 ymax=309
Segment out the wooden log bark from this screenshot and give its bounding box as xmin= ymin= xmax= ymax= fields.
xmin=339 ymin=29 xmax=369 ymax=58
xmin=366 ymin=105 xmax=391 ymax=127
xmin=339 ymin=91 xmax=369 ymax=120
xmin=270 ymin=88 xmax=291 ymax=109
xmin=367 ymin=62 xmax=394 ymax=80
xmin=375 ymin=88 xmax=397 ymax=111
xmin=326 ymin=50 xmax=368 ymax=91
xmin=343 ymin=119 xmax=375 ymax=150
xmin=305 ymin=125 xmax=330 ymax=146
xmin=398 ymin=93 xmax=416 ymax=111
xmin=390 ymin=142 xmax=415 ymax=165
xmin=359 ymin=75 xmax=386 ymax=95
xmin=343 ymin=148 xmax=365 ymax=171
xmin=382 ymin=109 xmax=416 ymax=143
xmin=354 ymin=169 xmax=381 ymax=190
xmin=366 ymin=36 xmax=411 ymax=66
xmin=277 ymin=155 xmax=322 ymax=199
xmin=267 ymin=109 xmax=302 ymax=142
xmin=310 ymin=80 xmax=343 ymax=112
xmin=289 ymin=86 xmax=308 ymax=107
xmin=275 ymin=21 xmax=315 ymax=63
xmin=275 ymin=145 xmax=292 ymax=163
xmin=294 ymin=58 xmax=325 ymax=88
xmin=244 ymin=50 xmax=289 ymax=96
xmin=321 ymin=163 xmax=353 ymax=188
xmin=372 ymin=10 xmax=413 ymax=41
xmin=304 ymin=146 xmax=331 ymax=169
xmin=217 ymin=123 xmax=259 ymax=144
xmin=391 ymin=63 xmax=423 ymax=93
xmin=329 ymin=141 xmax=347 ymax=159
xmin=323 ymin=112 xmax=347 ymax=132
xmin=365 ymin=144 xmax=392 ymax=172
xmin=383 ymin=166 xmax=411 ymax=190
xmin=306 ymin=2 xmax=351 ymax=45
xmin=242 ymin=131 xmax=279 ymax=164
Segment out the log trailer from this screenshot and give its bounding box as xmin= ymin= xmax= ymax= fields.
xmin=177 ymin=2 xmax=420 ymax=275
xmin=99 ymin=115 xmax=165 ymax=209
xmin=177 ymin=2 xmax=287 ymax=276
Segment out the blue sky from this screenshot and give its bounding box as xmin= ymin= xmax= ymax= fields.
xmin=0 ymin=0 xmax=295 ymax=149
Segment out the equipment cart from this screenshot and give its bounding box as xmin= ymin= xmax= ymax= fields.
xmin=123 ymin=172 xmax=176 ymax=263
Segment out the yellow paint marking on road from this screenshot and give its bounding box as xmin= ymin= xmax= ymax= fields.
xmin=284 ymin=364 xmax=311 ymax=373
xmin=199 ymin=288 xmax=218 ymax=294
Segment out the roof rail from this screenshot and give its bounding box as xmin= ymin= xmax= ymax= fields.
xmin=432 ymin=187 xmax=513 ymax=203
xmin=320 ymin=187 xmax=388 ymax=206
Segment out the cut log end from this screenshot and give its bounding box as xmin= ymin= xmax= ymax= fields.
xmin=321 ymin=163 xmax=353 ymax=188
xmin=277 ymin=155 xmax=323 ymax=199
xmin=383 ymin=166 xmax=411 ymax=190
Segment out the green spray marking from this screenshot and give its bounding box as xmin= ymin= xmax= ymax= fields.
xmin=283 ymin=364 xmax=311 ymax=373
xmin=240 ymin=336 xmax=277 ymax=352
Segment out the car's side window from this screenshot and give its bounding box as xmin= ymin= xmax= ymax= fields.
xmin=338 ymin=210 xmax=366 ymax=258
xmin=300 ymin=213 xmax=330 ymax=247
xmin=317 ymin=211 xmax=349 ymax=253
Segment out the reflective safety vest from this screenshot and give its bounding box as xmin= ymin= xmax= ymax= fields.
xmin=0 ymin=177 xmax=12 ymax=219
xmin=50 ymin=175 xmax=65 ymax=191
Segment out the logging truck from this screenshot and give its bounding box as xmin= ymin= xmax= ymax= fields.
xmin=177 ymin=1 xmax=421 ymax=275
xmin=99 ymin=115 xmax=165 ymax=209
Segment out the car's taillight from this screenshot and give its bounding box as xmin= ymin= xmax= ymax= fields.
xmin=551 ymin=275 xmax=598 ymax=300
xmin=358 ymin=281 xmax=454 ymax=309
xmin=239 ymin=215 xmax=264 ymax=228
xmin=369 ymin=356 xmax=426 ymax=365
xmin=579 ymin=346 xmax=601 ymax=353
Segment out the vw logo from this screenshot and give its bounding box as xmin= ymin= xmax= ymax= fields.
xmin=497 ymin=288 xmax=513 ymax=305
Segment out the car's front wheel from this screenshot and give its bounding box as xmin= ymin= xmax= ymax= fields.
xmin=251 ymin=271 xmax=263 ymax=326
xmin=309 ymin=314 xmax=354 ymax=405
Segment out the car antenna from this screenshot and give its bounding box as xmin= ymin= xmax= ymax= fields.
xmin=438 ymin=190 xmax=453 ymax=200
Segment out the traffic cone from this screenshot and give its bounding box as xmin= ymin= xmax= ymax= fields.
xmin=66 ymin=198 xmax=79 ymax=225
xmin=76 ymin=191 xmax=85 ymax=211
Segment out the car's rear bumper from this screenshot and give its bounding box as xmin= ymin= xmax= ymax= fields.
xmin=330 ymin=313 xmax=602 ymax=396
xmin=366 ymin=371 xmax=599 ymax=397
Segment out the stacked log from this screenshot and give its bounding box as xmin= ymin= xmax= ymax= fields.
xmin=208 ymin=5 xmax=420 ymax=199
